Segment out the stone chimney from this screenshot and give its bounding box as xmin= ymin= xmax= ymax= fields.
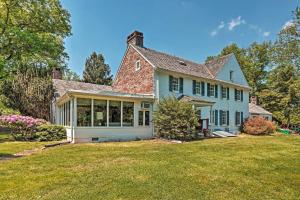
xmin=127 ymin=31 xmax=143 ymax=47
xmin=52 ymin=67 xmax=62 ymax=79
xmin=250 ymin=96 xmax=257 ymax=105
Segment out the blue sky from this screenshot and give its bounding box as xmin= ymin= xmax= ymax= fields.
xmin=61 ymin=0 xmax=299 ymax=77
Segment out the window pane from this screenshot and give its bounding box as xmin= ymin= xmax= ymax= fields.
xmin=123 ymin=102 xmax=134 ymax=127
xmin=94 ymin=100 xmax=107 ymax=127
xmin=145 ymin=111 xmax=150 ymax=126
xmin=195 ymin=82 xmax=201 ymax=94
xmin=172 ymin=78 xmax=179 ymax=91
xmin=77 ymin=98 xmax=92 ymax=127
xmin=138 ymin=111 xmax=143 ymax=126
xmin=109 ymin=101 xmax=121 ymax=126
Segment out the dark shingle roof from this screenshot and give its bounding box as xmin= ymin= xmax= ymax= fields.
xmin=53 ymin=79 xmax=112 ymax=98
xmin=132 ymin=44 xmax=232 ymax=79
xmin=249 ymin=103 xmax=272 ymax=115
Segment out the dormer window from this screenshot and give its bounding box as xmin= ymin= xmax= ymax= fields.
xmin=135 ymin=60 xmax=141 ymax=71
xmin=230 ymin=70 xmax=234 ymax=81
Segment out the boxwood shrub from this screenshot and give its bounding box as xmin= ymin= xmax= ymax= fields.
xmin=35 ymin=125 xmax=66 ymax=141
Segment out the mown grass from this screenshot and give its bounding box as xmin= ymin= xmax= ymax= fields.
xmin=0 ymin=135 xmax=299 ymax=200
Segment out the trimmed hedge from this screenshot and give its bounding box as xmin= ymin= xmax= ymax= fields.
xmin=35 ymin=125 xmax=66 ymax=141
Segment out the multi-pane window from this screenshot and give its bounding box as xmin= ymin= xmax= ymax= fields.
xmin=236 ymin=90 xmax=241 ymax=101
xmin=77 ymin=98 xmax=92 ymax=127
xmin=109 ymin=101 xmax=121 ymax=127
xmin=221 ymin=110 xmax=227 ymax=125
xmin=172 ymin=77 xmax=179 ymax=92
xmin=59 ymin=101 xmax=71 ymax=126
xmin=222 ymin=87 xmax=227 ymax=99
xmin=123 ymin=102 xmax=134 ymax=127
xmin=135 ymin=60 xmax=141 ymax=71
xmin=195 ymin=82 xmax=201 ymax=94
xmin=236 ymin=112 xmax=241 ymax=125
xmin=94 ymin=100 xmax=107 ymax=126
xmin=209 ymin=84 xmax=215 ymax=96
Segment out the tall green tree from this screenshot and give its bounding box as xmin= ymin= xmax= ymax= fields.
xmin=63 ymin=68 xmax=81 ymax=81
xmin=260 ymin=7 xmax=300 ymax=127
xmin=83 ymin=52 xmax=113 ymax=85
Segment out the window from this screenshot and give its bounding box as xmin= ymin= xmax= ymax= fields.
xmin=94 ymin=100 xmax=107 ymax=126
xmin=135 ymin=60 xmax=141 ymax=71
xmin=230 ymin=71 xmax=234 ymax=81
xmin=236 ymin=90 xmax=241 ymax=101
xmin=91 ymin=137 xmax=99 ymax=142
xmin=138 ymin=110 xmax=150 ymax=126
xmin=211 ymin=110 xmax=215 ymax=124
xmin=236 ymin=112 xmax=241 ymax=125
xmin=195 ymin=81 xmax=201 ymax=94
xmin=221 ymin=110 xmax=227 ymax=125
xmin=77 ymin=98 xmax=92 ymax=126
xmin=172 ymin=77 xmax=179 ymax=92
xmin=109 ymin=101 xmax=121 ymax=126
xmin=222 ymin=87 xmax=227 ymax=99
xmin=123 ymin=102 xmax=134 ymax=127
xmin=209 ymin=84 xmax=215 ymax=96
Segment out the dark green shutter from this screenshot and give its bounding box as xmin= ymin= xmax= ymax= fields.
xmin=215 ymin=85 xmax=218 ymax=98
xmin=215 ymin=109 xmax=218 ymax=125
xmin=227 ymin=87 xmax=229 ymax=100
xmin=201 ymin=82 xmax=205 ymax=96
xmin=227 ymin=111 xmax=229 ymax=125
xmin=221 ymin=86 xmax=224 ymax=99
xmin=219 ymin=110 xmax=223 ymax=125
xmin=169 ymin=75 xmax=173 ymax=92
xmin=235 ymin=112 xmax=238 ymax=125
xmin=241 ymin=112 xmax=243 ymax=123
xmin=234 ymin=89 xmax=237 ymax=101
xmin=207 ymin=83 xmax=210 ymax=96
xmin=192 ymin=80 xmax=196 ymax=94
xmin=241 ymin=90 xmax=243 ymax=101
xmin=179 ymin=78 xmax=183 ymax=93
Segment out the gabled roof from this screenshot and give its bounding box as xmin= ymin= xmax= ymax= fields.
xmin=249 ymin=103 xmax=272 ymax=115
xmin=131 ymin=44 xmax=233 ymax=80
xmin=53 ymin=79 xmax=112 ymax=98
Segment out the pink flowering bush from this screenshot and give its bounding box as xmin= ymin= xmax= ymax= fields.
xmin=0 ymin=115 xmax=48 ymax=140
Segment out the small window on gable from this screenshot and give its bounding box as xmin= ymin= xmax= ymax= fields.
xmin=230 ymin=71 xmax=234 ymax=81
xmin=135 ymin=60 xmax=141 ymax=71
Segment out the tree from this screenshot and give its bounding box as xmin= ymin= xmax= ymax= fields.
xmin=63 ymin=68 xmax=81 ymax=81
xmin=0 ymin=0 xmax=71 ymax=75
xmin=260 ymin=7 xmax=300 ymax=127
xmin=153 ymin=96 xmax=198 ymax=140
xmin=83 ymin=52 xmax=113 ymax=85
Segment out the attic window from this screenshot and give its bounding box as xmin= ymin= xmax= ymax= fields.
xmin=230 ymin=70 xmax=234 ymax=81
xmin=135 ymin=60 xmax=141 ymax=71
xmin=177 ymin=60 xmax=186 ymax=66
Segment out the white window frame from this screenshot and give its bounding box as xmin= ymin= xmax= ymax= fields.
xmin=221 ymin=111 xmax=227 ymax=126
xmin=210 ymin=110 xmax=215 ymax=124
xmin=230 ymin=71 xmax=234 ymax=81
xmin=209 ymin=84 xmax=215 ymax=97
xmin=195 ymin=81 xmax=201 ymax=94
xmin=222 ymin=87 xmax=227 ymax=99
xmin=138 ymin=110 xmax=150 ymax=127
xmin=236 ymin=90 xmax=241 ymax=101
xmin=135 ymin=60 xmax=141 ymax=71
xmin=172 ymin=77 xmax=179 ymax=92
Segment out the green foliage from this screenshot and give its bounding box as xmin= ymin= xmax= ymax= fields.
xmin=83 ymin=52 xmax=113 ymax=85
xmin=35 ymin=124 xmax=66 ymax=141
xmin=243 ymin=117 xmax=276 ymax=135
xmin=63 ymin=68 xmax=81 ymax=81
xmin=153 ymin=96 xmax=198 ymax=140
xmin=0 ymin=95 xmax=19 ymax=115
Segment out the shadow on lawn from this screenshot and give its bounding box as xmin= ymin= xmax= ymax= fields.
xmin=0 ymin=153 xmax=21 ymax=161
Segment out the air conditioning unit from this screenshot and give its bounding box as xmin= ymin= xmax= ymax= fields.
xmin=141 ymin=102 xmax=151 ymax=109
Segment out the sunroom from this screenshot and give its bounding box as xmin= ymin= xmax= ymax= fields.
xmin=54 ymin=89 xmax=155 ymax=143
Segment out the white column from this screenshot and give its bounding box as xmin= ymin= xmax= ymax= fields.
xmin=107 ymin=100 xmax=109 ymax=127
xmin=121 ymin=101 xmax=123 ymax=127
xmin=91 ymin=99 xmax=94 ymax=127
xmin=74 ymin=98 xmax=77 ymax=128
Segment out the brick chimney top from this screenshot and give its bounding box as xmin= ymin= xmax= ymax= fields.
xmin=52 ymin=67 xmax=62 ymax=79
xmin=250 ymin=96 xmax=257 ymax=105
xmin=127 ymin=31 xmax=143 ymax=47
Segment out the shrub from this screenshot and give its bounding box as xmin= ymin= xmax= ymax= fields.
xmin=0 ymin=115 xmax=47 ymax=140
xmin=243 ymin=117 xmax=276 ymax=135
xmin=153 ymin=96 xmax=198 ymax=140
xmin=35 ymin=125 xmax=66 ymax=141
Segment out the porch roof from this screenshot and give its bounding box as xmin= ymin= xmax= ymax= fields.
xmin=178 ymin=95 xmax=215 ymax=106
xmin=57 ymin=89 xmax=155 ymax=104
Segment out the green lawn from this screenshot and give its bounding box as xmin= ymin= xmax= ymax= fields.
xmin=0 ymin=135 xmax=299 ymax=200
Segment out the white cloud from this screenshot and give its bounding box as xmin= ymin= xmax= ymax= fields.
xmin=210 ymin=21 xmax=225 ymax=37
xmin=228 ymin=16 xmax=246 ymax=31
xmin=263 ymin=31 xmax=270 ymax=37
xmin=282 ymin=20 xmax=294 ymax=30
